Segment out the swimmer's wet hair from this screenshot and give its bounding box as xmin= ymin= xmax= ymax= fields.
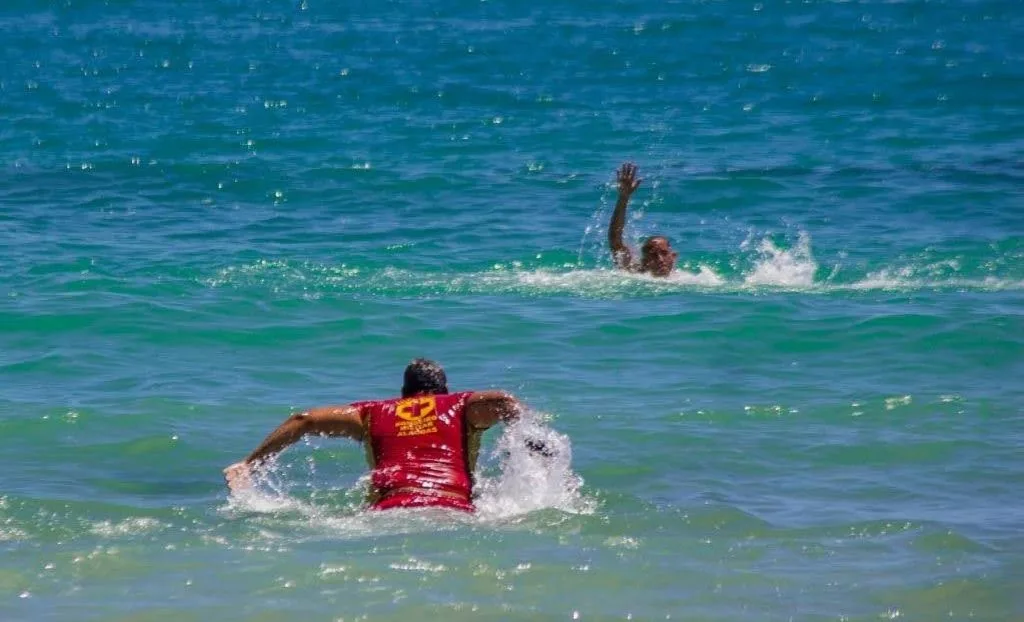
xmin=402 ymin=358 xmax=448 ymax=397
xmin=642 ymin=235 xmax=670 ymax=251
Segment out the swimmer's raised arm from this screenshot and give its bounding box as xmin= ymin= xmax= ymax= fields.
xmin=608 ymin=162 xmax=642 ymax=271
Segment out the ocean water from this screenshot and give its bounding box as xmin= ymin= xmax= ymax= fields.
xmin=2 ymin=0 xmax=1023 ymax=620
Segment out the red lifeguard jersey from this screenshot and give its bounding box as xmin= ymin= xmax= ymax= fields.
xmin=355 ymin=392 xmax=478 ymax=512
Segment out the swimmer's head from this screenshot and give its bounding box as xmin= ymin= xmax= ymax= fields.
xmin=402 ymin=358 xmax=448 ymax=397
xmin=640 ymin=236 xmax=677 ymax=277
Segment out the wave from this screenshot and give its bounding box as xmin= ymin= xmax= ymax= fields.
xmin=204 ymin=232 xmax=1024 ymax=298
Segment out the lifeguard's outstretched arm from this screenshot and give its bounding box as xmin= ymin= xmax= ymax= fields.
xmin=223 ymin=405 xmax=363 ymax=491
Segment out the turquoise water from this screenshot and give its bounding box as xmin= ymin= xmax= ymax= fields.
xmin=2 ymin=0 xmax=1023 ymax=620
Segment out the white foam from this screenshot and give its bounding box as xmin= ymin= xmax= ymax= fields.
xmin=204 ymin=232 xmax=1023 ymax=296
xmin=90 ymin=517 xmax=165 ymax=537
xmin=743 ymin=232 xmax=818 ymax=287
xmin=849 ymin=267 xmax=916 ymax=291
xmin=665 ymin=264 xmax=727 ymax=286
xmin=0 ymin=526 xmax=29 ymax=542
xmin=845 ymin=267 xmax=1024 ymax=292
xmin=474 ymin=412 xmax=595 ymax=520
xmin=224 ymin=488 xmax=308 ymax=515
xmin=504 ymin=265 xmax=724 ymax=292
xmin=222 ymin=461 xmax=324 ymax=517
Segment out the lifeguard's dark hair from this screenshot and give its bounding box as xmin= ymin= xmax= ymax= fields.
xmin=402 ymin=358 xmax=448 ymax=397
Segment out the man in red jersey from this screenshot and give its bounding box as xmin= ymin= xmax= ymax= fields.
xmin=608 ymin=162 xmax=678 ymax=277
xmin=223 ymin=358 xmax=526 ymax=512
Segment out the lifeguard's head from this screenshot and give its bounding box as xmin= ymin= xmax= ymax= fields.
xmin=401 ymin=358 xmax=448 ymax=397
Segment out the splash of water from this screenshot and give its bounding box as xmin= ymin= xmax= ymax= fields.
xmin=206 ymin=230 xmax=1023 ymax=295
xmin=474 ymin=412 xmax=594 ymax=520
xmin=222 ymin=410 xmax=592 ymax=529
xmin=743 ymin=232 xmax=818 ymax=287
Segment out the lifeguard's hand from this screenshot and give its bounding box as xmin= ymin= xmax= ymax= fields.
xmin=525 ymin=438 xmax=556 ymax=459
xmin=223 ymin=461 xmax=253 ymax=493
xmin=617 ymin=162 xmax=641 ymax=198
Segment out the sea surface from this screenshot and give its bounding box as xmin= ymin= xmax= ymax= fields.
xmin=1 ymin=0 xmax=1023 ymax=620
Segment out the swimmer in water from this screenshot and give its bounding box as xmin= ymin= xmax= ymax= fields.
xmin=223 ymin=358 xmax=547 ymax=512
xmin=607 ymin=162 xmax=678 ymax=277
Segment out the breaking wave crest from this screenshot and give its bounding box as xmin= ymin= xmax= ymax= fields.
xmin=206 ymin=232 xmax=1023 ymax=297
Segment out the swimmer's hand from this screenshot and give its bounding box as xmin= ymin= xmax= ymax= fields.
xmin=617 ymin=162 xmax=641 ymax=198
xmin=525 ymin=438 xmax=556 ymax=458
xmin=223 ymin=461 xmax=253 ymax=493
